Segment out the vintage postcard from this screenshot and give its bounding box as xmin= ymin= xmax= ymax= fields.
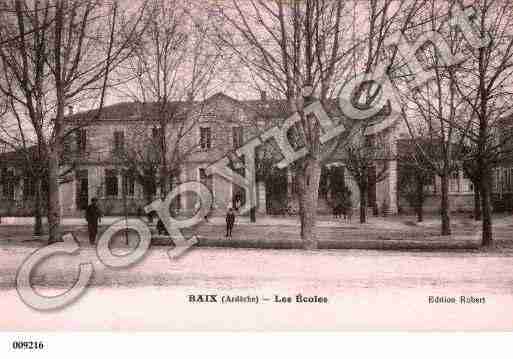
xmin=1 ymin=0 xmax=513 ymax=335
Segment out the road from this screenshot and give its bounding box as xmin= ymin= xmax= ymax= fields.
xmin=1 ymin=243 xmax=513 ymax=330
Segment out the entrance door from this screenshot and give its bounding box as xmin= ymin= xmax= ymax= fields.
xmin=232 ymin=184 xmax=246 ymax=211
xmin=368 ymin=165 xmax=377 ymax=214
xmin=76 ymin=170 xmax=89 ymax=210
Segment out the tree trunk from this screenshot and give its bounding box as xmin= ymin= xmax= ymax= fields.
xmin=160 ymin=168 xmax=168 ymax=199
xmin=33 ymin=177 xmax=43 ymax=237
xmin=359 ymin=184 xmax=367 ymax=224
xmin=473 ymin=181 xmax=482 ymax=221
xmin=480 ymin=170 xmax=493 ymax=246
xmin=47 ymin=149 xmax=61 ymax=243
xmin=440 ymin=173 xmax=451 ymax=236
xmin=295 ymin=158 xmax=321 ymax=249
xmin=286 ymin=168 xmax=294 ymax=210
xmin=415 ymin=175 xmax=424 ymax=223
xmin=122 ymin=181 xmax=129 ymax=245
xmin=159 ymin=121 xmax=168 ymax=198
xmin=144 ymin=187 xmax=154 ymax=223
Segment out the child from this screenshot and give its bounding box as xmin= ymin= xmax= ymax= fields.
xmin=225 ymin=207 xmax=235 ymax=239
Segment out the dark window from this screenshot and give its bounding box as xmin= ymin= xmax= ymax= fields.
xmin=77 ymin=129 xmax=87 ymax=153
xmin=200 ymin=127 xmax=211 ymax=149
xmin=234 ymin=155 xmax=245 ymax=177
xmin=199 ymin=168 xmax=213 ymax=191
xmin=144 ymin=175 xmax=157 ymax=198
xmin=152 ymin=127 xmax=163 ymax=140
xmin=232 ymin=126 xmax=243 ymax=148
xmin=105 ymin=169 xmax=118 ymax=197
xmin=426 ymin=173 xmax=435 ymax=185
xmin=113 ymin=131 xmax=125 ymax=153
xmin=23 ymin=176 xmax=36 ymax=199
xmin=76 ymin=170 xmax=89 ymax=210
xmin=122 ymin=170 xmax=135 ymax=197
xmin=199 ymin=168 xmax=207 ymax=181
xmin=450 ymin=168 xmax=460 ymax=192
xmin=2 ymin=169 xmax=15 ymax=200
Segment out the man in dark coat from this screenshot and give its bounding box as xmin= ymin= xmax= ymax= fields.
xmin=86 ymin=198 xmax=102 ymax=244
xmin=156 ymin=217 xmax=169 ymax=236
xmin=225 ymin=207 xmax=235 ymax=239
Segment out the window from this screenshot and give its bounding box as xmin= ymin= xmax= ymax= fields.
xmin=229 ymin=154 xmax=245 ymax=177
xmin=426 ymin=174 xmax=435 ymax=185
xmin=23 ymin=176 xmax=36 ymax=200
xmin=144 ymin=176 xmax=157 ymax=199
xmin=2 ymin=169 xmax=15 ymax=200
xmin=76 ymin=170 xmax=89 ymax=210
xmin=152 ymin=127 xmax=163 ymax=139
xmin=77 ymin=129 xmax=87 ymax=153
xmin=122 ymin=170 xmax=135 ymax=197
xmin=200 ymin=127 xmax=211 ymax=150
xmin=450 ymin=169 xmax=460 ymax=192
xmin=199 ymin=167 xmax=213 ymax=191
xmin=199 ymin=168 xmax=207 ymax=181
xmin=425 ymin=174 xmax=436 ymax=194
xmin=492 ymin=169 xmax=496 ymax=193
xmin=507 ymin=168 xmax=513 ymax=192
xmin=232 ymin=126 xmax=243 ymax=149
xmin=113 ymin=131 xmax=125 ymax=153
xmin=105 ymin=169 xmax=118 ymax=197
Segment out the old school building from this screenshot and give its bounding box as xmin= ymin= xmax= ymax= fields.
xmin=56 ymin=92 xmax=400 ymax=217
xmin=4 ymin=92 xmax=500 ymax=218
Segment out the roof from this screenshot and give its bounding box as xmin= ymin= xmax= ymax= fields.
xmin=66 ymin=101 xmax=192 ymax=121
xmin=0 ymin=145 xmax=40 ymax=163
xmin=65 ymin=92 xmax=349 ymax=122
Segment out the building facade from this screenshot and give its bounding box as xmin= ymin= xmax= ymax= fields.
xmin=1 ymin=92 xmax=402 ymax=217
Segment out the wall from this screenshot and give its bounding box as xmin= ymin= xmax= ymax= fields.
xmin=398 ymin=193 xmax=475 ymax=214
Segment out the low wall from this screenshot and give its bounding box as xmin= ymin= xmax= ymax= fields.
xmin=492 ymin=193 xmax=513 ymax=213
xmin=0 ymin=199 xmax=47 ymax=217
xmin=398 ymin=193 xmax=474 ymax=215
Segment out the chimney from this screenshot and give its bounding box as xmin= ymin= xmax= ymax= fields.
xmin=260 ymin=90 xmax=267 ymax=101
xmin=68 ymin=105 xmax=73 ymax=115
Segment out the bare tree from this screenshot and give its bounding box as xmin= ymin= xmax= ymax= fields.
xmin=343 ymin=127 xmax=391 ymax=223
xmin=116 ymin=0 xmax=225 ymax=202
xmin=448 ymin=0 xmax=513 ymax=246
xmin=0 ymin=0 xmax=147 ymax=242
xmin=396 ymin=139 xmax=438 ymax=223
xmin=215 ymin=0 xmax=426 ymax=248
xmin=390 ymin=0 xmax=476 ymax=236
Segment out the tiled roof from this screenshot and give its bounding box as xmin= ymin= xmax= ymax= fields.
xmin=65 ymin=92 xmax=348 ymax=122
xmin=66 ymin=101 xmax=192 ymax=121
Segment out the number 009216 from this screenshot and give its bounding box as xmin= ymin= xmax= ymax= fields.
xmin=12 ymin=341 xmax=44 ymax=350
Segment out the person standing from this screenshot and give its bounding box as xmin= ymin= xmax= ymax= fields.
xmin=225 ymin=207 xmax=235 ymax=239
xmin=86 ymin=198 xmax=102 ymax=244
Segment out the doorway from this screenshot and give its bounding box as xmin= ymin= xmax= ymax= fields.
xmin=76 ymin=170 xmax=89 ymax=210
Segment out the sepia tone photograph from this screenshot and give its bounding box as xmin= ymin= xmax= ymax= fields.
xmin=0 ymin=0 xmax=513 ymax=339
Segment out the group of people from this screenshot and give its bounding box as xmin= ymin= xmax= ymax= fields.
xmin=332 ymin=197 xmax=353 ymax=222
xmin=85 ymin=197 xmax=238 ymax=244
